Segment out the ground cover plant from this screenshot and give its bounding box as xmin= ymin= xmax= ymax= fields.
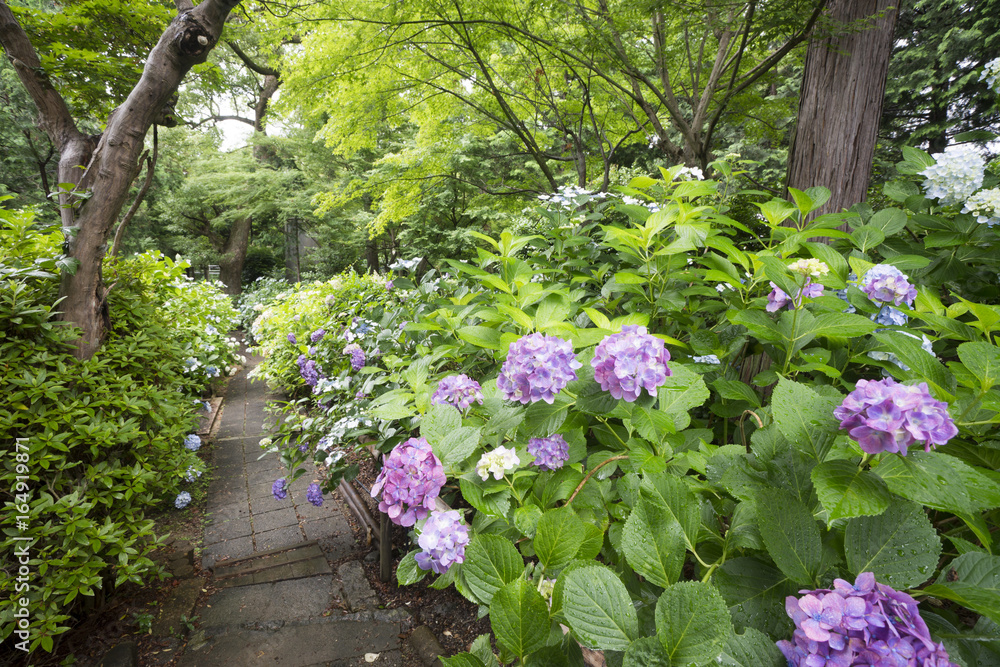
xmin=250 ymin=149 xmax=1000 ymax=666
xmin=0 ymin=204 xmax=240 ymax=654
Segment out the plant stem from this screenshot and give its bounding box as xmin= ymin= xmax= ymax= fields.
xmin=565 ymin=455 xmax=629 ymax=504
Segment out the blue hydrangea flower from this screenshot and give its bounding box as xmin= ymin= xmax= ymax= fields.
xmin=272 ymin=478 xmax=288 ymax=500
xmin=306 ymin=483 xmax=324 ymax=507
xmin=415 ymin=510 xmax=470 ymax=574
xmin=184 ymin=434 xmax=201 ymax=451
xmin=527 ymin=434 xmax=569 ymax=471
xmin=205 ymin=366 xmax=219 ymax=378
xmin=343 ymin=344 xmax=365 ymax=371
xmin=432 ymin=375 xmax=484 ymax=411
xmin=691 ymin=355 xmax=721 ymax=365
xmin=174 ymin=491 xmax=192 ymax=509
xmin=591 ymin=325 xmax=671 ymax=402
xmin=310 ymin=329 xmax=326 ymax=343
xmin=498 ymin=333 xmax=582 ymax=404
xmin=184 ymin=466 xmax=202 ymax=482
xmin=873 ymin=306 xmax=907 ymax=327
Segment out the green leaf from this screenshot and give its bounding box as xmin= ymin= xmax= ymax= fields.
xmin=577 ymin=523 xmax=604 ymax=561
xmin=629 ymin=404 xmax=676 ymax=441
xmin=640 ymin=472 xmax=701 ymax=552
xmin=562 ymin=565 xmax=637 ymax=650
xmin=844 ymin=498 xmax=941 ymax=588
xmin=714 ymin=557 xmax=795 ymax=637
xmin=397 ymin=550 xmax=427 ymax=586
xmin=622 ymin=499 xmax=686 ymax=588
xmin=872 ymin=451 xmax=972 ymax=514
xmin=811 ymin=459 xmax=891 ymax=521
xmin=490 ymin=579 xmax=550 ymax=659
xmin=440 ymin=654 xmax=488 ymax=667
xmin=520 ymin=396 xmax=570 ymax=438
xmin=924 ymin=553 xmax=1000 ymax=624
xmin=754 ymin=488 xmax=822 ymax=586
xmin=370 ymin=399 xmax=416 ymax=420
xmin=583 ymin=307 xmax=612 ymax=329
xmin=718 ymin=627 xmax=786 ymax=667
xmin=422 ymin=402 xmax=462 ymax=448
xmin=712 ymin=379 xmax=761 ymax=407
xmin=850 ymin=225 xmax=886 ymax=253
xmin=514 ymin=505 xmax=543 ymax=538
xmin=656 ymin=364 xmax=710 ymax=429
xmin=957 ymin=342 xmax=1000 ymax=391
xmin=866 ymin=208 xmax=909 ymax=236
xmin=771 ymin=378 xmax=840 ymax=463
xmin=535 ymin=293 xmax=571 ymax=330
xmin=654 ymin=581 xmax=732 ymax=665
xmin=460 ymin=478 xmax=511 ymax=517
xmin=469 ymin=634 xmax=500 ymax=667
xmin=462 ymin=534 xmax=524 ymax=605
xmin=435 ymin=427 xmax=482 ymax=467
xmin=534 ymin=507 xmax=585 ymax=573
xmin=799 ymin=312 xmax=879 ymax=339
xmin=622 ymin=636 xmax=671 ymax=666
xmin=458 ymin=325 xmax=504 ymax=350
xmin=730 ymin=309 xmax=785 ymax=343
xmin=873 ymin=331 xmax=955 ymax=398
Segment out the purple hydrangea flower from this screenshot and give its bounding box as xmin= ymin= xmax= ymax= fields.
xmin=527 ymin=434 xmax=570 ymax=471
xmin=385 ymin=279 xmax=394 ymax=290
xmin=591 ymin=325 xmax=671 ymax=402
xmin=287 ymin=333 xmax=298 ymax=344
xmin=297 ymin=354 xmax=321 ymax=387
xmin=306 ymin=483 xmax=324 ymax=507
xmin=414 ymin=510 xmax=470 ymax=574
xmin=861 ymin=265 xmax=917 ymax=307
xmin=370 ymin=437 xmax=446 ymax=526
xmin=498 ymin=333 xmax=582 ymax=404
xmin=311 ymin=328 xmax=326 ymax=343
xmin=272 ymin=478 xmax=287 ymax=500
xmin=766 ymin=280 xmax=824 ymax=312
xmin=777 ymin=573 xmax=957 ymax=667
xmin=834 ymin=378 xmax=957 ymax=455
xmin=343 ymin=343 xmax=366 ymax=371
xmin=432 ymin=375 xmax=484 ymax=411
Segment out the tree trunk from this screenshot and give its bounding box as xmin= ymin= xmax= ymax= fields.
xmin=219 ymin=216 xmax=251 ymax=294
xmin=0 ymin=0 xmax=243 ymax=359
xmin=785 ymin=0 xmax=898 ymax=219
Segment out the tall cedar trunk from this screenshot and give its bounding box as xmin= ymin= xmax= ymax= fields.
xmin=785 ymin=0 xmax=898 ymax=220
xmin=219 ymin=216 xmax=252 ymax=294
xmin=0 ymin=0 xmax=242 ymax=359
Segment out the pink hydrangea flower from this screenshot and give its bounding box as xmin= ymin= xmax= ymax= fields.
xmin=370 ymin=437 xmax=446 ymax=526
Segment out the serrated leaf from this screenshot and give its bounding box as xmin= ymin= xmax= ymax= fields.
xmin=462 ymin=534 xmax=524 ymax=605
xmin=458 ymin=325 xmax=504 ymax=350
xmin=654 ymin=581 xmax=732 ymax=665
xmin=440 ymin=654 xmax=488 ymax=667
xmin=534 ymin=507 xmax=585 ymax=572
xmin=622 ymin=499 xmax=686 ymax=588
xmin=622 ymin=636 xmax=670 ymax=666
xmin=754 ymin=488 xmax=822 ymax=586
xmin=490 ymin=579 xmax=550 ymax=659
xmin=844 ymin=498 xmax=941 ymax=588
xmin=714 ymin=557 xmax=795 ymax=636
xmin=639 ymin=472 xmax=701 ymax=551
xmin=656 ymin=364 xmax=710 ymax=429
xmin=514 ymin=505 xmax=543 ymax=538
xmin=712 ymin=379 xmax=761 ymax=407
xmin=925 ymin=553 xmax=1000 ymax=624
xmin=435 ymin=427 xmax=482 ymax=467
xmin=562 ymin=565 xmax=637 ymax=650
xmin=397 ymin=550 xmax=427 ymax=586
xmin=811 ymin=459 xmax=891 ymax=520
xmin=718 ymin=627 xmax=786 ymax=667
xmin=957 ymin=342 xmax=1000 ymax=391
xmin=422 ymin=402 xmax=462 ymax=449
xmin=771 ymin=378 xmax=840 ymax=463
xmin=872 ymin=451 xmax=971 ymax=514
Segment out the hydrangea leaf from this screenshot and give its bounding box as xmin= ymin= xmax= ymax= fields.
xmin=924 ymin=553 xmax=1000 ymax=624
xmin=422 ymin=402 xmax=462 ymax=449
xmin=439 ymin=654 xmax=488 ymax=667
xmin=628 ymin=405 xmax=677 ymax=440
xmin=396 ymin=550 xmax=427 ymax=586
xmin=490 ymin=578 xmax=550 ymax=660
xmin=957 ymin=342 xmax=1000 ymax=391
xmin=639 ymin=472 xmax=701 ymax=551
xmin=655 ymin=364 xmax=710 ymax=429
xmin=577 ymin=523 xmax=605 ymax=561
xmin=514 ymin=505 xmax=543 ymax=538
xmin=434 ymin=426 xmax=482 ymax=468
xmin=460 ymin=478 xmax=512 ymax=518
xmin=622 ymin=636 xmax=671 ymax=666
xmin=562 ymin=565 xmax=638 ymax=650
xmin=873 ymin=330 xmax=955 ymax=398
xmin=458 ymin=325 xmax=504 ymax=350
xmin=753 ymin=488 xmax=822 ymax=586
xmin=534 ymin=507 xmax=585 ymax=573
xmin=622 ymin=499 xmax=686 ymax=588
xmin=872 ymin=450 xmax=972 ymax=514
xmin=469 ymin=634 xmax=500 ymax=667
xmin=844 ymin=498 xmax=941 ymax=589
xmin=714 ymin=557 xmax=795 ymax=636
xmin=771 ymin=377 xmax=840 ymax=463
xmin=519 ymin=395 xmax=570 ymax=438
xmin=654 ymin=581 xmax=732 ymax=665
xmin=729 ymin=309 xmax=786 ymax=343
xmin=850 ymin=225 xmax=886 ymax=253
xmin=811 ymin=459 xmax=892 ymax=521
xmin=717 ymin=627 xmax=786 ymax=667
xmin=462 ymin=534 xmax=524 ymax=605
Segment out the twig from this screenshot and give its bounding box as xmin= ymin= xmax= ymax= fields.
xmin=566 ymin=455 xmax=629 ymax=504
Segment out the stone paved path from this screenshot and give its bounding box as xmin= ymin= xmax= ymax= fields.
xmin=173 ymin=353 xmax=411 ymax=667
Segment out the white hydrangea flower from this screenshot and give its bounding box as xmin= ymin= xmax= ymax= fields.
xmin=692 ymin=355 xmax=721 ymax=365
xmin=676 ymin=166 xmax=704 ymax=181
xmin=920 ymin=144 xmax=985 ymax=206
xmin=476 ymin=446 xmax=521 ymax=481
xmin=962 ymin=187 xmax=1000 ymax=227
xmin=982 ymin=57 xmax=1000 ymax=93
xmin=788 ymin=258 xmax=829 ymax=278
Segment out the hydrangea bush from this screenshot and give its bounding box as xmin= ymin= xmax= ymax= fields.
xmin=253 ymin=158 xmax=1000 ymax=666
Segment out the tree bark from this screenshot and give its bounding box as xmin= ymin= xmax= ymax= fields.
xmin=219 ymin=215 xmax=252 ymax=294
xmin=0 ymin=0 xmax=242 ymax=359
xmin=785 ymin=0 xmax=899 ymax=219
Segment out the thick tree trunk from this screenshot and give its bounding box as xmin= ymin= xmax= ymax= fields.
xmin=785 ymin=0 xmax=898 ymax=219
xmin=219 ymin=216 xmax=251 ymax=294
xmin=0 ymin=0 xmax=242 ymax=359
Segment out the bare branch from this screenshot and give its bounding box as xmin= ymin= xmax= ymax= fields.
xmin=187 ymin=114 xmax=255 ymax=129
xmin=175 ymin=0 xmax=195 ymax=11
xmin=227 ymin=40 xmax=281 ymax=77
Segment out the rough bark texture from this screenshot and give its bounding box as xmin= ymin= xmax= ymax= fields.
xmin=0 ymin=0 xmax=242 ymax=359
xmin=219 ymin=215 xmax=252 ymax=294
xmin=785 ymin=0 xmax=899 ymax=219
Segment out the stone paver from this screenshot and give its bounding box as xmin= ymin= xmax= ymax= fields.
xmin=169 ymin=349 xmax=410 ymax=666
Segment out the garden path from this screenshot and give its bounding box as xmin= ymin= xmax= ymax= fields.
xmin=172 ymin=351 xmax=411 ymax=667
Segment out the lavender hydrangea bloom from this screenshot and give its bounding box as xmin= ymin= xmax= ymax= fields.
xmin=414 ymin=510 xmax=470 ymax=574
xmin=174 ymin=491 xmax=192 ymax=509
xmin=591 ymin=325 xmax=671 ymax=402
xmin=778 ymin=572 xmax=957 ymax=667
xmin=767 ymin=280 xmax=824 ymax=312
xmin=343 ymin=344 xmax=366 ymax=371
xmin=184 ymin=434 xmax=201 ymax=451
xmin=861 ymin=265 xmax=917 ymax=307
xmin=272 ymin=478 xmax=288 ymax=500
xmin=527 ymin=434 xmax=569 ymax=471
xmin=184 ymin=466 xmax=202 ymax=482
xmin=287 ymin=333 xmax=297 ymax=344
xmin=385 ymin=279 xmax=394 ymax=290
xmin=834 ymin=378 xmax=957 ymax=455
xmin=370 ymin=437 xmax=446 ymax=527
xmin=432 ymin=374 xmax=484 ymax=411
xmin=297 ymin=354 xmax=321 ymax=387
xmin=498 ymin=333 xmax=582 ymax=404
xmin=311 ymin=328 xmax=326 ymax=343
xmin=306 ymin=483 xmax=324 ymax=507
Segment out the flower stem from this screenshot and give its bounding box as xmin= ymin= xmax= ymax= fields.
xmin=565 ymin=455 xmax=629 ymax=504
